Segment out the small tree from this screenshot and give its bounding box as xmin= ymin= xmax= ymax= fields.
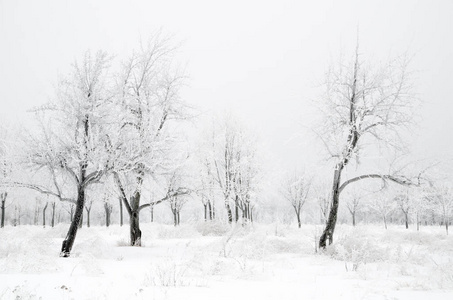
xmin=369 ymin=193 xmax=396 ymax=229
xmin=428 ymin=184 xmax=453 ymax=234
xmin=281 ymin=171 xmax=311 ymax=228
xmin=395 ymin=189 xmax=411 ymax=229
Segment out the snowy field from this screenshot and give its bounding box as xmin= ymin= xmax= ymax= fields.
xmin=1 ymin=223 xmax=453 ymax=300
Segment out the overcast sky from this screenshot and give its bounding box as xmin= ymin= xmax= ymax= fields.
xmin=1 ymin=0 xmax=452 ymax=174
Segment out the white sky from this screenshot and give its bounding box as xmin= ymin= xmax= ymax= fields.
xmin=1 ymin=0 xmax=453 ymax=174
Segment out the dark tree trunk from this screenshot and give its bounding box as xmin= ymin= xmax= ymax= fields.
xmin=119 ymin=196 xmax=123 ymax=226
xmin=150 ymin=204 xmax=154 ymax=223
xmin=319 ymin=164 xmax=344 ymax=249
xmin=51 ymin=202 xmax=56 ymax=228
xmin=43 ymin=202 xmax=48 ymax=228
xmin=78 ymin=211 xmax=83 ymax=229
xmin=104 ymin=203 xmax=111 ymax=227
xmin=296 ymin=211 xmax=301 ymax=228
xmin=352 ymin=212 xmax=356 ymax=227
xmin=177 ymin=211 xmax=180 ymax=225
xmin=235 ymin=196 xmax=239 ymax=223
xmin=405 ymin=213 xmax=409 ymax=229
xmin=130 ymin=210 xmax=141 ymax=246
xmin=208 ymin=201 xmax=213 ymax=220
xmin=60 ymin=187 xmax=85 ymax=257
xmin=0 ymin=193 xmax=6 ymax=228
xmin=225 ymin=202 xmax=233 ymax=224
xmin=173 ymin=209 xmax=177 ymax=226
xmin=204 ymin=203 xmax=207 ymax=221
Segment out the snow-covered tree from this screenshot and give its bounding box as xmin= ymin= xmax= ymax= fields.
xmin=315 ymin=42 xmax=419 ymax=248
xmin=111 ymin=33 xmax=189 ymax=246
xmin=23 ymin=50 xmax=114 ymax=256
xmin=201 ymin=115 xmax=260 ymax=224
xmin=280 ymin=170 xmax=311 ymax=228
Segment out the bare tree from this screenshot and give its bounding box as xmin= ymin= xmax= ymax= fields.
xmin=315 ymin=41 xmax=419 ymax=248
xmin=395 ymin=189 xmax=411 ymax=229
xmin=427 ymin=184 xmax=453 ymax=234
xmin=369 ymin=192 xmax=396 ymax=229
xmin=111 ymin=33 xmax=189 ymax=246
xmin=280 ymin=170 xmax=311 ymax=228
xmin=203 ymin=115 xmax=259 ymax=224
xmin=22 ymin=51 xmax=113 ymax=256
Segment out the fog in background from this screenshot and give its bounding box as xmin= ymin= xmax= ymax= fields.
xmin=1 ymin=0 xmax=452 ymax=174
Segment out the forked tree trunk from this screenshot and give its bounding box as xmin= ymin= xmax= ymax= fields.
xmin=60 ymin=187 xmax=85 ymax=257
xmin=43 ymin=202 xmax=48 ymax=228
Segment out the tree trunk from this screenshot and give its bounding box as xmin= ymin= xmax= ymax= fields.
xmin=177 ymin=211 xmax=180 ymax=225
xmin=150 ymin=204 xmax=154 ymax=223
xmin=0 ymin=195 xmax=6 ymax=228
xmin=60 ymin=187 xmax=85 ymax=257
xmin=104 ymin=203 xmax=111 ymax=227
xmin=78 ymin=211 xmax=83 ymax=229
xmin=204 ymin=203 xmax=207 ymax=221
xmin=405 ymin=213 xmax=409 ymax=229
xmin=235 ymin=196 xmax=239 ymax=223
xmin=296 ymin=212 xmax=301 ymax=228
xmin=43 ymin=202 xmax=48 ymax=228
xmin=383 ymin=215 xmax=387 ymax=229
xmin=208 ymin=201 xmax=213 ymax=220
xmin=225 ymin=201 xmax=233 ymax=224
xmin=130 ymin=210 xmax=141 ymax=246
xmin=352 ymin=212 xmax=356 ymax=227
xmin=51 ymin=202 xmax=56 ymax=228
xmin=119 ymin=196 xmax=123 ymax=226
xmin=319 ymin=164 xmax=343 ymax=249
xmin=446 ymin=217 xmax=449 ymax=235
xmin=416 ymin=213 xmax=419 ymax=231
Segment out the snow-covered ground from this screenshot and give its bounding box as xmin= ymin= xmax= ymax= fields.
xmin=1 ymin=223 xmax=452 ymax=300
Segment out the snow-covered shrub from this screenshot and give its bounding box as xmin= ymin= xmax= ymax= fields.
xmin=195 ymin=220 xmax=230 ymax=236
xmin=156 ymin=224 xmax=200 ymax=239
xmin=327 ymin=231 xmax=384 ymax=271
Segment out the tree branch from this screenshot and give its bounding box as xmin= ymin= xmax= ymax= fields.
xmin=339 ymin=174 xmax=417 ymax=194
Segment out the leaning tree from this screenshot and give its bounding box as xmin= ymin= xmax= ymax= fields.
xmin=23 ymin=51 xmax=114 ymax=256
xmin=316 ymin=43 xmax=420 ymax=248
